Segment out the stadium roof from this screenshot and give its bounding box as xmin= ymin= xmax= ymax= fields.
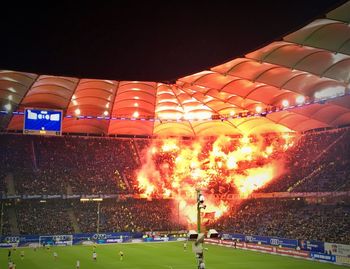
xmin=1 ymin=1 xmax=350 ymax=137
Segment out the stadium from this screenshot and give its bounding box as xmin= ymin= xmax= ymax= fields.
xmin=0 ymin=1 xmax=350 ymax=268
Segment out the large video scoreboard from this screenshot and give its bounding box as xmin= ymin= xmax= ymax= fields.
xmin=23 ymin=108 xmax=63 ymax=136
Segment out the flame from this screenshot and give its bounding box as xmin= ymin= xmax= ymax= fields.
xmin=135 ymin=133 xmax=295 ymax=226
xmin=234 ymin=163 xmax=278 ymax=198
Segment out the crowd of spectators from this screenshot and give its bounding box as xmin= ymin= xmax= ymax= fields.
xmin=212 ymin=198 xmax=350 ymax=244
xmin=3 ymin=198 xmax=184 ymax=235
xmin=291 ymin=129 xmax=350 ymax=192
xmin=1 ymin=203 xmax=12 ymax=235
xmin=74 ymin=198 xmax=185 ymax=233
xmin=1 ymin=127 xmax=349 ymax=196
xmin=2 ymin=196 xmax=349 ymax=245
xmin=258 ymin=128 xmax=350 ymax=192
xmin=0 ymin=134 xmax=139 ymax=195
xmin=1 ymin=128 xmax=350 ymax=244
xmin=33 ymin=136 xmax=137 ymax=194
xmin=14 ymin=200 xmax=74 ymax=235
xmin=0 ymin=134 xmax=33 ymax=194
xmin=0 ymin=172 xmax=5 ymax=197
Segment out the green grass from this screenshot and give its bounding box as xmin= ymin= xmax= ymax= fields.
xmin=0 ymin=242 xmax=346 ymax=269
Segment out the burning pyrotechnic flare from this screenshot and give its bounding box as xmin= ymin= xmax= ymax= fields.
xmin=136 ymin=133 xmax=295 ymax=224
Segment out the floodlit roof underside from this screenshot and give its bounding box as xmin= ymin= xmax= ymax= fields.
xmin=1 ymin=1 xmax=350 ymax=136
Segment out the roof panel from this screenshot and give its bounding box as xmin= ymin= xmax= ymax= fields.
xmin=330 ymin=95 xmax=350 ymax=109
xmin=108 ymin=82 xmax=157 ymax=134
xmin=226 ymin=60 xmax=276 ymax=81
xmin=284 ymin=19 xmax=350 ymax=54
xmin=233 ymin=117 xmax=291 ymax=134
xmin=191 ymin=121 xmax=242 ymax=136
xmin=283 ymin=19 xmax=339 ymax=44
xmin=323 ymin=58 xmax=350 ymax=83
xmin=247 ymin=41 xmax=350 ymax=82
xmin=108 ymin=120 xmax=154 ymax=136
xmin=292 ymin=119 xmax=330 ymax=132
xmin=62 ymin=119 xmax=109 ymax=134
xmin=303 ymin=23 xmax=350 ymax=53
xmin=311 ymin=105 xmax=349 ymax=124
xmin=246 ymin=41 xmax=318 ymax=67
xmin=210 ymin=58 xmax=250 ymax=74
xmin=111 ymin=81 xmax=156 ymax=118
xmin=65 ymin=79 xmax=118 ymax=134
xmin=331 ymin=111 xmax=350 ymax=126
xmin=179 ymin=72 xmax=236 ymax=90
xmin=178 ymin=71 xmax=214 ymax=84
xmin=21 ymin=75 xmax=78 ymax=110
xmin=153 ymin=121 xmax=194 ymax=136
xmin=0 ymin=71 xmax=37 ymax=106
xmin=268 ymin=111 xmax=308 ymax=129
xmin=6 ymin=115 xmax=24 ymax=131
xmin=327 ymin=1 xmax=350 ymax=23
xmin=2 ymin=71 xmax=38 ymax=130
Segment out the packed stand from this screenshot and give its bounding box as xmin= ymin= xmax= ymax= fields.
xmin=291 ymin=129 xmax=350 ymax=192
xmin=0 ymin=134 xmax=38 ymax=194
xmin=4 ymin=198 xmax=184 ymax=236
xmin=258 ymin=128 xmax=349 ymax=193
xmin=0 ymin=134 xmax=139 ymax=195
xmin=74 ymin=198 xmax=185 ymax=233
xmin=2 ymin=127 xmax=349 ymax=196
xmin=212 ymin=198 xmax=350 ymax=244
xmin=0 ymin=171 xmax=6 ymax=197
xmin=15 ymin=200 xmax=74 ymax=235
xmin=1 ymin=203 xmax=12 ymax=236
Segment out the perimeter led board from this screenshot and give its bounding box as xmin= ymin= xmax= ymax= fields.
xmin=23 ymin=108 xmax=63 ymax=136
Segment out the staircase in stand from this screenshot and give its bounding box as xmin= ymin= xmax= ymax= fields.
xmin=8 ymin=207 xmax=19 ymax=235
xmin=5 ymin=173 xmax=16 ymax=195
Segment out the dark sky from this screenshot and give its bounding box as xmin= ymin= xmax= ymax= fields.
xmin=0 ymin=0 xmax=346 ymax=82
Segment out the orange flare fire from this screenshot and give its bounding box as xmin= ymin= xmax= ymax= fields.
xmin=136 ymin=133 xmax=295 ymax=226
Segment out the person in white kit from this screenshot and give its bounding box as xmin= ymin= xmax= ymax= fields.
xmin=76 ymin=260 xmax=80 ymax=269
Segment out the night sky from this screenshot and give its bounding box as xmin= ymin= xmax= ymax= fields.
xmin=0 ymin=0 xmax=346 ymax=82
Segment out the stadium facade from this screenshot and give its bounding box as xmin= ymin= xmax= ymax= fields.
xmin=1 ymin=2 xmax=350 ymax=137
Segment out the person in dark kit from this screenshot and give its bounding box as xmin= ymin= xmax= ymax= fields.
xmin=8 ymin=249 xmax=12 ymax=261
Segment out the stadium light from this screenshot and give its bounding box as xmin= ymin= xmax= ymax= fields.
xmin=296 ymin=95 xmax=305 ymax=105
xmin=2 ymin=89 xmax=348 ymax=123
xmin=4 ymin=103 xmax=11 ymax=111
xmin=282 ymin=100 xmax=289 ymax=108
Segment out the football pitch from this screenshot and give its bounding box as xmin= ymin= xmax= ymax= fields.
xmin=0 ymin=242 xmax=347 ymax=269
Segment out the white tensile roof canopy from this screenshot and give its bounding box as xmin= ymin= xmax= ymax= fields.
xmin=1 ymin=2 xmax=350 ymax=136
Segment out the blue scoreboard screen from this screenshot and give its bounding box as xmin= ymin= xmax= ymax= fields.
xmin=23 ymin=108 xmax=63 ymax=136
